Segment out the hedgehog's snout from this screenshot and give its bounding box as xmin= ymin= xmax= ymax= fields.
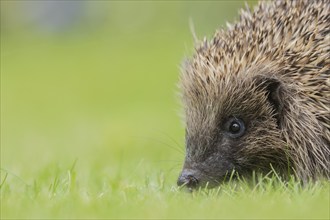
xmin=177 ymin=169 xmax=200 ymax=189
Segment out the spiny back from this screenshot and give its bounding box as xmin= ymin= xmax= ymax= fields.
xmin=182 ymin=0 xmax=330 ymax=139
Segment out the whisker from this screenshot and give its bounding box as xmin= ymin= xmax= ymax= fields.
xmin=130 ymin=135 xmax=184 ymax=155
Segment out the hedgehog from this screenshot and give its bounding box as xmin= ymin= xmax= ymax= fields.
xmin=177 ymin=0 xmax=330 ymax=189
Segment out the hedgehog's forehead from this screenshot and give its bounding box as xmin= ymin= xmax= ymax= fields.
xmin=181 ymin=60 xmax=255 ymax=104
xmin=182 ymin=76 xmax=255 ymax=113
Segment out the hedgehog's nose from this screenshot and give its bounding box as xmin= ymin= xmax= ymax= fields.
xmin=177 ymin=169 xmax=199 ymax=189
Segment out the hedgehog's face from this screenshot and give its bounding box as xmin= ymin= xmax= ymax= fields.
xmin=178 ymin=72 xmax=288 ymax=189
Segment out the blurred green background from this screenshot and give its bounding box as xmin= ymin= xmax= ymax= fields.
xmin=1 ymin=1 xmax=249 ymax=184
xmin=4 ymin=1 xmax=328 ymax=219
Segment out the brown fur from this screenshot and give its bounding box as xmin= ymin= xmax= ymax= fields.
xmin=179 ymin=0 xmax=330 ymax=187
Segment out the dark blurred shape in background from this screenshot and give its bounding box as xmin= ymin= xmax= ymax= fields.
xmin=24 ymin=1 xmax=86 ymax=33
xmin=1 ymin=1 xmax=109 ymax=34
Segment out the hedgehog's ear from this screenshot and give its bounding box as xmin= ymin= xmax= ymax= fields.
xmin=254 ymin=76 xmax=284 ymax=126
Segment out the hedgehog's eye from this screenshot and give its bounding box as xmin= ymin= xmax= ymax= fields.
xmin=224 ymin=117 xmax=245 ymax=138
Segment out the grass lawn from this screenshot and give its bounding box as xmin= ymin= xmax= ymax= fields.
xmin=1 ymin=1 xmax=329 ymax=219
